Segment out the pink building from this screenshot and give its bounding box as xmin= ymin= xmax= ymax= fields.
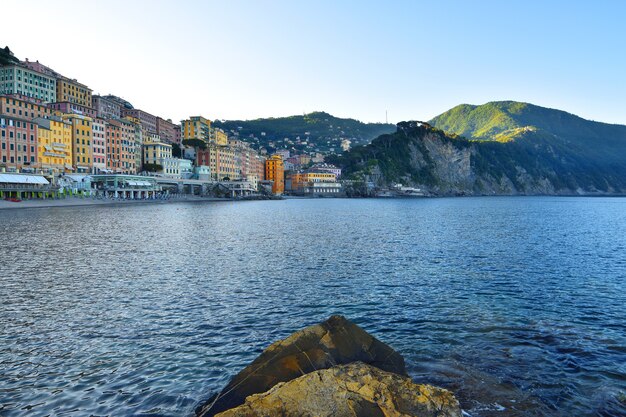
xmin=0 ymin=116 xmax=38 ymax=171
xmin=48 ymin=102 xmax=96 ymax=118
xmin=173 ymin=125 xmax=181 ymax=144
xmin=92 ymin=95 xmax=121 ymax=120
xmin=92 ymin=118 xmax=107 ymax=173
xmin=121 ymin=108 xmax=157 ymax=136
xmin=156 ymin=117 xmax=178 ymax=144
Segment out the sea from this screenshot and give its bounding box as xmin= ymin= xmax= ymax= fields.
xmin=0 ymin=197 xmax=625 ymax=416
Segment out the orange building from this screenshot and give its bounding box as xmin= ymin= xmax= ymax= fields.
xmin=265 ymin=154 xmax=284 ymax=195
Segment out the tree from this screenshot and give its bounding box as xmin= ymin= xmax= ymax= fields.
xmin=142 ymin=163 xmax=163 ymax=172
xmin=172 ymin=143 xmax=182 ymax=158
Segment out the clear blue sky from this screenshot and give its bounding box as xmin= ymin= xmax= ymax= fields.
xmin=3 ymin=0 xmax=626 ymax=124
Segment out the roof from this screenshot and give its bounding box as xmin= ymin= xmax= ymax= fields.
xmin=0 ymin=173 xmax=49 ymax=184
xmin=64 ymin=174 xmax=91 ymax=182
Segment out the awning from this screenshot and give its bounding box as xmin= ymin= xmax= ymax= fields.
xmin=0 ymin=174 xmax=49 ymax=185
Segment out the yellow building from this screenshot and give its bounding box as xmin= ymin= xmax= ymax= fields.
xmin=143 ymin=135 xmax=172 ymax=170
xmin=197 ymin=143 xmax=240 ymax=181
xmin=181 ymin=116 xmax=211 ymax=142
xmin=35 ymin=117 xmax=73 ymax=173
xmin=265 ymin=154 xmax=284 ymax=195
xmin=288 ymin=170 xmax=341 ymax=195
xmin=56 ymin=77 xmax=92 ymax=107
xmin=62 ymin=114 xmax=93 ymax=173
xmin=290 ymin=171 xmax=337 ymax=190
xmin=212 ymin=127 xmax=228 ymax=145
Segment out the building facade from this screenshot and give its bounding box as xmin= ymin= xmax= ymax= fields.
xmin=0 ymin=65 xmax=56 ymax=103
xmin=56 ymin=77 xmax=92 ymax=107
xmin=181 ymin=116 xmax=211 ymax=143
xmin=162 ymin=157 xmax=193 ymax=178
xmin=156 ymin=117 xmax=178 ymax=144
xmin=265 ymin=154 xmax=284 ymax=194
xmin=92 ymin=95 xmax=121 ymax=120
xmin=48 ymin=101 xmax=96 ymax=118
xmin=0 ymin=94 xmax=51 ymax=120
xmin=121 ymin=108 xmax=157 ymax=137
xmin=143 ymin=135 xmax=172 ymax=169
xmin=62 ymin=114 xmax=93 ymax=173
xmin=106 ymin=119 xmax=137 ymax=174
xmin=34 ymin=116 xmax=72 ymax=174
xmin=0 ymin=116 xmax=38 ymax=171
xmin=197 ymin=143 xmax=240 ymax=181
xmin=91 ymin=118 xmax=107 ymax=173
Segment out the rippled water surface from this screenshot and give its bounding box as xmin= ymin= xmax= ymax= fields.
xmin=1 ymin=197 xmax=625 ymax=416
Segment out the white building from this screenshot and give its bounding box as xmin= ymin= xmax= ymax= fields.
xmin=162 ymin=158 xmax=193 ymax=178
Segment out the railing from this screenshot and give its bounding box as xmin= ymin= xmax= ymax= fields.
xmin=0 ymin=185 xmax=60 ymax=191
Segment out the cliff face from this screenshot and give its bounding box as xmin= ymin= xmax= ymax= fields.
xmin=330 ymin=121 xmax=626 ymax=196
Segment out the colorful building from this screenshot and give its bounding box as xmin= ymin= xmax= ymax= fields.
xmin=92 ymin=118 xmax=107 ymax=173
xmin=287 ymin=170 xmax=342 ymax=195
xmin=121 ymin=108 xmax=157 ymax=138
xmin=106 ymin=119 xmax=137 ymax=174
xmin=211 ymin=127 xmax=228 ymax=145
xmin=0 ymin=65 xmax=56 ymax=103
xmin=173 ymin=125 xmax=181 ymax=144
xmin=122 ymin=116 xmax=143 ymax=173
xmin=162 ymin=157 xmax=193 ymax=178
xmin=48 ymin=101 xmax=96 ymax=118
xmin=56 ymin=77 xmax=92 ymax=107
xmin=265 ymin=154 xmax=284 ymax=195
xmin=197 ymin=143 xmax=240 ymax=181
xmin=156 ymin=117 xmax=178 ymax=144
xmin=34 ymin=116 xmax=72 ymax=174
xmin=0 ymin=116 xmax=38 ymax=171
xmin=181 ymin=116 xmax=211 ymax=143
xmin=62 ymin=114 xmax=93 ymax=173
xmin=92 ymin=95 xmax=121 ymax=120
xmin=310 ymin=163 xmax=341 ymax=179
xmin=0 ymin=94 xmax=51 ymax=120
xmin=142 ymin=135 xmax=172 ymax=170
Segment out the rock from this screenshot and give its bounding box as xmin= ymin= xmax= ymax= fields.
xmin=197 ymin=315 xmax=406 ymax=416
xmin=215 ymin=362 xmax=462 ymax=417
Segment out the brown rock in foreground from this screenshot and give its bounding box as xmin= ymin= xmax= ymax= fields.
xmin=215 ymin=362 xmax=462 ymax=417
xmin=197 ymin=315 xmax=406 ymax=416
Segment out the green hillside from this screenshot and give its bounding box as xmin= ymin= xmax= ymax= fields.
xmin=213 ymin=112 xmax=395 ymax=155
xmin=0 ymin=46 xmax=20 ymax=66
xmin=429 ymin=101 xmax=626 ymax=164
xmin=329 ymin=102 xmax=626 ymax=195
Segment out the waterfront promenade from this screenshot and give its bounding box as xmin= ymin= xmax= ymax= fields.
xmin=0 ymin=195 xmax=228 ymax=210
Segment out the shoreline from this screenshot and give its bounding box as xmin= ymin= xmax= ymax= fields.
xmin=0 ymin=196 xmax=238 ymax=211
xmin=1 ymin=193 xmax=624 ymax=211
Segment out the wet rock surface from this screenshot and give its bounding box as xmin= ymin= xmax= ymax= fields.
xmin=197 ymin=315 xmax=406 ymax=416
xmin=215 ymin=362 xmax=461 ymax=417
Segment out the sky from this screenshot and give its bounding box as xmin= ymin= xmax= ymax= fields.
xmin=2 ymin=0 xmax=626 ymax=125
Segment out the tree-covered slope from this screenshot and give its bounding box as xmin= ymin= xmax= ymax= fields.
xmin=213 ymin=112 xmax=395 ymax=155
xmin=0 ymin=46 xmax=20 ymax=66
xmin=429 ymin=101 xmax=626 ymax=164
xmin=328 ymin=105 xmax=626 ymax=196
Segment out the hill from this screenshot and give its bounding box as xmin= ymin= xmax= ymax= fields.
xmin=213 ymin=112 xmax=395 ymax=155
xmin=0 ymin=46 xmax=20 ymax=66
xmin=327 ymin=102 xmax=626 ymax=196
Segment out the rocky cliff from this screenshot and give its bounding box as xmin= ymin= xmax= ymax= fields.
xmin=196 ymin=315 xmax=461 ymax=417
xmin=328 ymin=120 xmax=626 ymax=196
